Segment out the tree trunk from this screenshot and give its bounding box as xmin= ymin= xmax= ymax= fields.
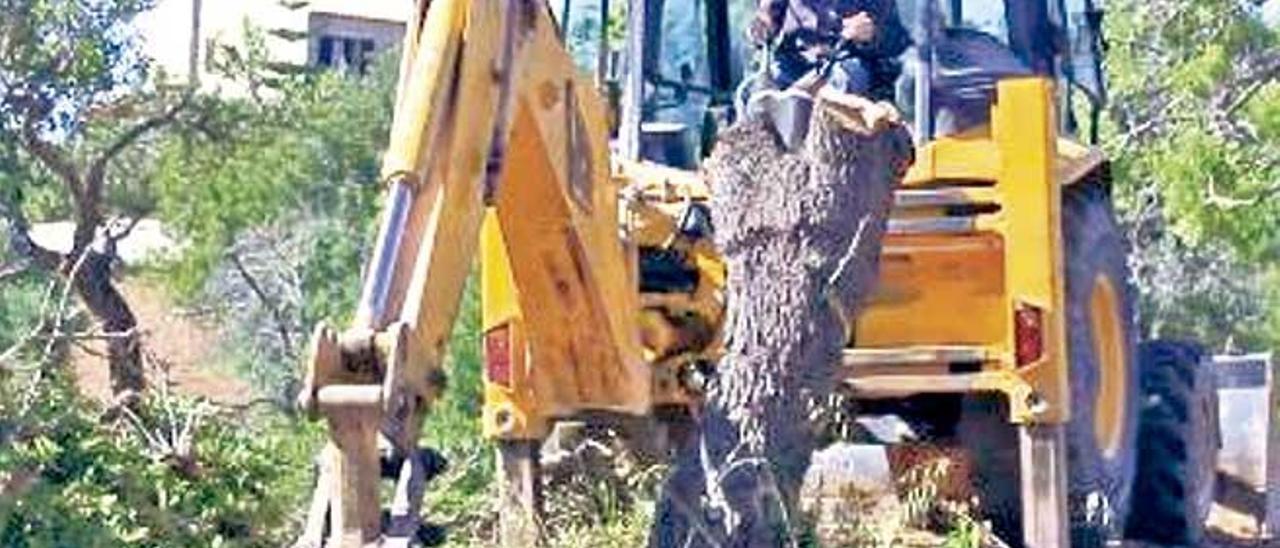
xmin=652 ymin=92 xmax=912 ymax=547
xmin=72 ymin=249 xmax=145 ymax=404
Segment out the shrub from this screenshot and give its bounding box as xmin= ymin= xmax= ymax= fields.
xmin=0 ymin=370 xmax=320 ymax=547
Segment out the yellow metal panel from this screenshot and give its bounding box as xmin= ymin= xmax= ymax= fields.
xmin=513 ymin=11 xmax=645 ymax=405
xmin=400 ymin=1 xmax=508 ymax=394
xmin=478 ymin=6 xmax=651 ymax=439
xmin=503 ymin=107 xmax=643 ymax=405
xmin=482 ymin=210 xmax=519 ymax=333
xmin=480 ymin=210 xmax=553 ymax=437
xmin=853 ymin=79 xmax=1070 ymax=425
xmin=381 ymin=0 xmax=466 ymax=180
xmin=992 ymin=78 xmax=1069 ymax=424
xmin=856 ymin=234 xmax=1007 ymax=348
xmin=903 ymin=126 xmax=1001 ymax=185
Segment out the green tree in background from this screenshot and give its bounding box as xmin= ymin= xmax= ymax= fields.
xmin=1 ymin=8 xmax=375 ymax=544
xmin=1102 ymin=0 xmax=1279 ymax=350
xmin=147 ymin=27 xmax=392 ymax=398
xmin=0 ymin=0 xmax=199 ymax=402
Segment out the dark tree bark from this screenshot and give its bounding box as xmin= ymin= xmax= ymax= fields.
xmin=652 ymin=93 xmax=912 ymax=547
xmin=1 ymin=96 xmax=185 ymax=405
xmin=72 ymin=248 xmax=145 ymax=401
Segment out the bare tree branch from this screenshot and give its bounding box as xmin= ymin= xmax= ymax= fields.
xmin=67 ymin=97 xmax=189 ymax=254
xmin=1205 ymin=177 xmax=1280 ymax=210
xmin=10 ymin=95 xmax=84 ymax=196
xmin=1208 ymin=49 xmax=1280 ymax=141
xmin=84 ymin=97 xmax=190 ymax=192
xmin=0 ymin=261 xmax=30 ymax=284
xmin=227 ymin=250 xmax=296 ymax=358
xmin=1223 ymin=78 xmax=1271 ymax=118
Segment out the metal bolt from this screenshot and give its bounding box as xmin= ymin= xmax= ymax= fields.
xmin=495 ymin=409 xmax=514 ymax=432
xmin=1026 ymin=392 xmax=1049 ymax=415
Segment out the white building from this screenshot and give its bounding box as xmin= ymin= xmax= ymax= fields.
xmin=136 ymin=0 xmax=409 ymax=90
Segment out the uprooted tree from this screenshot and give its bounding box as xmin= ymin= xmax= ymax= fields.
xmin=652 ymin=92 xmax=913 ymax=547
xmin=0 ymin=0 xmax=193 ymax=404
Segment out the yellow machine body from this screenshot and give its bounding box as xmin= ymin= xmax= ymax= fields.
xmin=293 ymin=1 xmax=1132 ymax=545
xmin=481 ymin=72 xmax=1113 ymax=437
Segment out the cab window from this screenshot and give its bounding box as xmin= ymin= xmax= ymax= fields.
xmin=1062 ymin=0 xmax=1105 ymax=104
xmin=953 ymin=0 xmax=1008 ymax=43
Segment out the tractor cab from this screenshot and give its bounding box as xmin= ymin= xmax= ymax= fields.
xmin=554 ymin=0 xmax=1108 ymax=165
xmin=552 ymin=0 xmax=739 ymax=168
xmin=904 ymin=0 xmax=1108 ymax=142
xmin=556 ymin=2 xmax=1141 ymax=546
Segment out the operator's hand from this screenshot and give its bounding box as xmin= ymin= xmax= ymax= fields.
xmin=748 ymin=13 xmax=776 ymax=46
xmin=841 ymin=12 xmax=876 ymax=43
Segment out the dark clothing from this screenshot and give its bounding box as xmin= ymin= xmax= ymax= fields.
xmin=758 ymin=0 xmax=911 ymax=100
xmin=760 ymin=0 xmax=911 ymax=59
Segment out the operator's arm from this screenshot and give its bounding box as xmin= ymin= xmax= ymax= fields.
xmin=862 ymin=0 xmax=911 ymax=58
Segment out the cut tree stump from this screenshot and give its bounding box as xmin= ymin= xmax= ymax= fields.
xmin=651 ymin=89 xmax=913 ymax=547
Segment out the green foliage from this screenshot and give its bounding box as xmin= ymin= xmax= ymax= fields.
xmin=1102 ymin=0 xmax=1280 ymax=348
xmin=152 ymin=36 xmax=391 ymax=300
xmin=423 ymin=278 xmax=499 ymax=546
xmin=423 ymin=277 xmax=485 ymax=451
xmin=941 ymin=515 xmax=984 ymax=548
xmin=0 ymin=0 xmax=188 ymax=228
xmin=148 ymin=32 xmax=393 ymax=396
xmin=0 ymin=274 xmax=48 ymax=351
xmin=546 ymin=507 xmax=654 ymax=548
xmin=0 ymin=0 xmax=154 ymax=131
xmin=1104 ymin=0 xmax=1279 ymax=248
xmin=0 ymin=371 xmax=319 ymax=547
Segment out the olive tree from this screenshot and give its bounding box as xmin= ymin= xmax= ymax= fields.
xmin=0 ymin=0 xmax=197 ymax=404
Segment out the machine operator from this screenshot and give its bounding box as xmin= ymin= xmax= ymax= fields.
xmin=749 ymin=0 xmax=911 ymax=102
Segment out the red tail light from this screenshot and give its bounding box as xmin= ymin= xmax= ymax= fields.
xmin=485 ymin=324 xmax=512 ymax=387
xmin=1015 ymin=304 xmax=1044 ymax=366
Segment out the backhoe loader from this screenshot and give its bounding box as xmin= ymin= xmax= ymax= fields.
xmin=293 ymin=1 xmax=1219 ymax=546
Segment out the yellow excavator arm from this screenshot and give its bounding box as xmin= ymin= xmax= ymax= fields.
xmin=293 ymin=2 xmax=645 ymax=545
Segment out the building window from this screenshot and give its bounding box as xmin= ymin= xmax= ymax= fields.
xmin=317 ymin=36 xmax=336 ymax=66
xmin=315 ymin=34 xmax=374 ymax=73
xmin=309 ymin=12 xmax=404 ymax=75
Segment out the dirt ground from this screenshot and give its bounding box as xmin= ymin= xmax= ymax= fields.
xmin=71 ymin=279 xmax=253 ymax=407
xmin=1199 ymin=473 xmax=1276 ymax=548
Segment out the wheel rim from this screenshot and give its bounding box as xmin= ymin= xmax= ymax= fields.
xmin=1089 ymin=275 xmax=1128 ymax=459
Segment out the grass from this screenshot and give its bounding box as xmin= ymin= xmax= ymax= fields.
xmin=803 ymin=454 xmax=994 ymax=548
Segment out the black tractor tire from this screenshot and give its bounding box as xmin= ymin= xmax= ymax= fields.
xmin=1061 ymin=180 xmax=1142 ymax=546
xmin=959 ymin=180 xmax=1141 ymax=547
xmin=1125 ymin=341 xmax=1219 ymax=546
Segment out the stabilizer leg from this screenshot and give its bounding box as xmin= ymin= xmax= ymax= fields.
xmin=1020 ymin=424 xmax=1070 ymax=547
xmin=498 ymin=440 xmax=545 ymax=547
